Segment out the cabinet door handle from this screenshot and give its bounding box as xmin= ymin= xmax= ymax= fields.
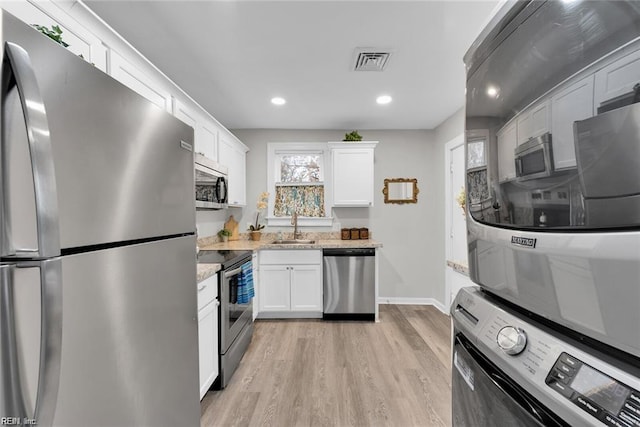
xmin=198 ymin=284 xmax=206 ymax=292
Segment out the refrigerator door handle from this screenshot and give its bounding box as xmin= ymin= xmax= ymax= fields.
xmin=33 ymin=259 xmax=63 ymax=426
xmin=0 ymin=264 xmax=27 ymax=421
xmin=0 ymin=261 xmax=63 ymax=426
xmin=3 ymin=42 xmax=60 ymax=258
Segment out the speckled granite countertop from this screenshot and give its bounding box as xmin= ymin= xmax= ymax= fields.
xmin=196 ymin=232 xmax=381 ymax=282
xmin=197 ymin=263 xmax=221 ymax=283
xmin=199 ymin=239 xmax=382 ymax=251
xmin=447 ymin=260 xmax=469 ymax=276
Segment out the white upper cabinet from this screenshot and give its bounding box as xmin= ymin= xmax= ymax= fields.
xmin=594 ymin=48 xmax=640 ymax=110
xmin=218 ymin=132 xmax=247 ymax=207
xmin=109 ymin=50 xmax=172 ymax=112
xmin=516 ymin=100 xmax=550 ymax=145
xmin=198 ymin=122 xmax=218 ymax=162
xmin=329 ymin=141 xmax=377 ymax=207
xmin=174 ymin=99 xmax=219 ymax=159
xmin=551 ymin=75 xmax=594 ymax=170
xmin=2 ymin=0 xmax=107 ymax=71
xmin=497 ymin=121 xmax=517 ymax=182
xmin=174 ymin=99 xmax=197 ymax=129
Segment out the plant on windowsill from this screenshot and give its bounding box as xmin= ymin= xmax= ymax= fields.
xmin=217 ymin=228 xmax=232 ymax=242
xmin=248 ymin=192 xmax=269 ymax=240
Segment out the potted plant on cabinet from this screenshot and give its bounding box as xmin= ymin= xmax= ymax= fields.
xmin=343 ymin=130 xmax=363 ymax=141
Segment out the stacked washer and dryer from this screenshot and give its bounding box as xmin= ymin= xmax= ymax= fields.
xmin=453 ymin=1 xmax=640 ymax=426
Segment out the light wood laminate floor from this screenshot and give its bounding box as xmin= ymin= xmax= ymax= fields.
xmin=201 ymin=305 xmax=452 ymax=427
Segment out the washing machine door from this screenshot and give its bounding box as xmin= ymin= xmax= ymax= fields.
xmin=452 ymin=333 xmax=569 ymax=427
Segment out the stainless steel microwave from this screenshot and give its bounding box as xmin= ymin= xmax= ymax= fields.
xmin=195 ymin=153 xmax=228 ymax=209
xmin=514 ymin=132 xmax=554 ymax=180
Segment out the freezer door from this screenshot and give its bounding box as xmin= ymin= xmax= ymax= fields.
xmin=0 ymin=260 xmax=63 ymax=426
xmin=0 ymin=10 xmax=195 ymax=256
xmin=1 ymin=236 xmax=200 ymax=426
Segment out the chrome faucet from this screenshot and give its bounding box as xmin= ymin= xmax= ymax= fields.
xmin=291 ymin=210 xmax=302 ymax=239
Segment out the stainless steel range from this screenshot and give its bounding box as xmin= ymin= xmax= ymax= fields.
xmin=198 ymin=250 xmax=253 ymax=389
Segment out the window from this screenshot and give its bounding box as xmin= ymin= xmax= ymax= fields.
xmin=466 ymin=129 xmax=490 ymax=206
xmin=267 ymin=143 xmax=332 ymax=227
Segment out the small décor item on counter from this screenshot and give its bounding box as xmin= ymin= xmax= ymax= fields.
xmin=250 ymin=231 xmax=262 ymax=241
xmin=350 ymin=228 xmax=360 ymax=240
xmin=248 ymin=192 xmax=269 ymax=232
xmin=225 ymin=215 xmax=239 ymax=240
xmin=359 ymin=228 xmax=369 ymax=239
xmin=343 ymin=130 xmax=363 ymax=141
xmin=341 ymin=228 xmax=351 ymax=240
xmin=217 ymin=228 xmax=232 ymax=242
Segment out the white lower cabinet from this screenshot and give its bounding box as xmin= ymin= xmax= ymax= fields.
xmin=259 ymin=265 xmax=291 ymax=311
xmin=290 ymin=265 xmax=322 ymax=311
xmin=258 ymin=250 xmax=322 ymax=318
xmin=197 ymin=273 xmax=218 ymax=400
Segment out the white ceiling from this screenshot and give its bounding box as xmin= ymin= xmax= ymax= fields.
xmin=84 ymin=0 xmax=500 ymax=130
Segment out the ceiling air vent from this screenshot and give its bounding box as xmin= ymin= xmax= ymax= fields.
xmin=353 ymin=49 xmax=392 ymax=72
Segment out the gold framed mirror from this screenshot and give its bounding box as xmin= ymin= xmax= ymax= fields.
xmin=382 ymin=178 xmax=419 ymax=204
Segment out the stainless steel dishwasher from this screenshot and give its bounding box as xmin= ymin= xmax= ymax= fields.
xmin=323 ymin=248 xmax=375 ymax=320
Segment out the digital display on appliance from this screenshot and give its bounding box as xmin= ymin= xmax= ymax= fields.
xmin=570 ymin=364 xmax=630 ymax=415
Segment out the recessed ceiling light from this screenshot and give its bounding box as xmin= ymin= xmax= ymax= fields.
xmin=271 ymin=97 xmax=286 ymax=106
xmin=487 ymin=86 xmax=499 ymax=98
xmin=376 ymin=95 xmax=392 ymax=105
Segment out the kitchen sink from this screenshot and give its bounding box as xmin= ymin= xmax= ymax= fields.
xmin=270 ymin=239 xmax=316 ymax=245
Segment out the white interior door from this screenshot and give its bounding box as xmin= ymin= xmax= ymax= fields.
xmin=444 ymin=134 xmax=474 ymax=309
xmin=450 ymin=144 xmax=467 ymax=263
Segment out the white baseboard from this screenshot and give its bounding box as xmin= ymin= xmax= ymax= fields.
xmin=378 ymin=297 xmax=449 ymax=315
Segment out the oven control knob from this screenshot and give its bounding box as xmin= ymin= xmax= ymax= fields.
xmin=497 ymin=326 xmax=527 ymax=355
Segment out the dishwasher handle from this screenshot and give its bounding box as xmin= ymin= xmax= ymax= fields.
xmin=323 ymin=248 xmax=375 ymax=257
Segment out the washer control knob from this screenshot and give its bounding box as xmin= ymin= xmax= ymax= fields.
xmin=497 ymin=326 xmax=527 ymax=355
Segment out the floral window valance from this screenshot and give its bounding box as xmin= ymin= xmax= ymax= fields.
xmin=274 ymin=185 xmax=325 ymax=217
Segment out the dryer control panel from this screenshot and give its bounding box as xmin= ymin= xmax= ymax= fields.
xmin=546 ymin=353 xmax=640 ymax=427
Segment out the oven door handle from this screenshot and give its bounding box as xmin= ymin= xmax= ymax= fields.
xmin=456 ymin=335 xmax=568 ymax=427
xmin=224 ymin=267 xmax=242 ymax=278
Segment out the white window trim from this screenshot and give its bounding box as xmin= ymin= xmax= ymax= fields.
xmin=266 ymin=142 xmax=333 ymax=227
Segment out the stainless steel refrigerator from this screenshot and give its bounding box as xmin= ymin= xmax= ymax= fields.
xmin=0 ymin=10 xmax=200 ymax=427
xmin=574 ymin=102 xmax=640 ymax=227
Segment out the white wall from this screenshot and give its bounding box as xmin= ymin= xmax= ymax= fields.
xmin=232 ymin=129 xmax=453 ymax=303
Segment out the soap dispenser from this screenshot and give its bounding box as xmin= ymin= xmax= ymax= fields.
xmin=539 ymin=212 xmax=547 ymax=227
